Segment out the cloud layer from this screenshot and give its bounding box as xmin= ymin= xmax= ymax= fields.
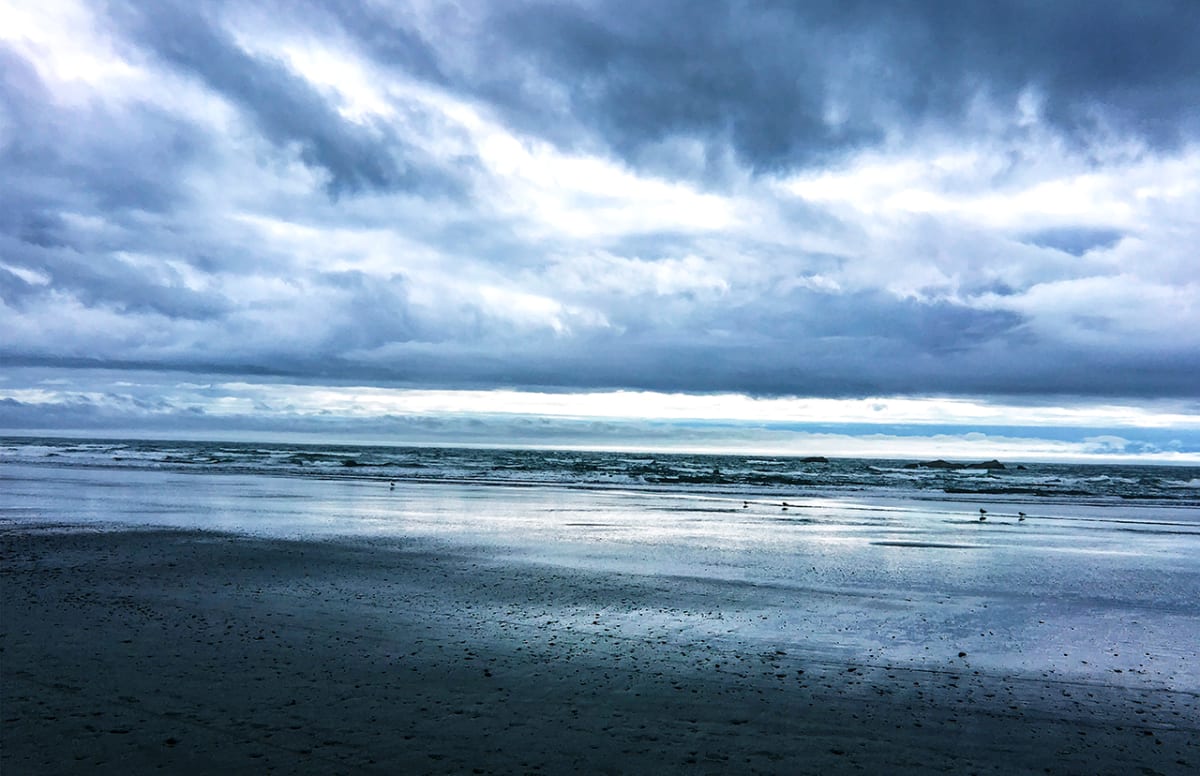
xmin=2 ymin=0 xmax=1199 ymax=412
xmin=2 ymin=369 xmax=1198 ymax=462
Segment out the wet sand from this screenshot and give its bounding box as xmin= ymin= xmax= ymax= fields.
xmin=3 ymin=521 xmax=1196 ymax=775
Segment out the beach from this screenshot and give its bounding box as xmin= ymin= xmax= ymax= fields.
xmin=2 ymin=463 xmax=1198 ymax=774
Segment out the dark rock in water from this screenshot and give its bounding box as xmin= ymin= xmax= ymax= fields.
xmin=904 ymin=459 xmax=1006 ymax=470
xmin=1016 ymin=464 xmax=1028 ymax=470
xmin=799 ymin=456 xmax=829 ymax=463
xmin=341 ymin=459 xmax=361 ymax=467
xmin=904 ymin=459 xmax=961 ymax=470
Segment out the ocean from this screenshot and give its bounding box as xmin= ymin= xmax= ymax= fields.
xmin=4 ymin=436 xmax=1199 ymax=507
xmin=4 ymin=432 xmax=1200 ymax=770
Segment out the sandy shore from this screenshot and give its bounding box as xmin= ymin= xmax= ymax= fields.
xmin=2 ymin=521 xmax=1196 ymax=775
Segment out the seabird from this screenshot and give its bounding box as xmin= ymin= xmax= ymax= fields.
xmin=978 ymin=508 xmax=987 ymax=522
xmin=1018 ymin=511 xmax=1026 ymax=522
xmin=389 ymin=481 xmax=396 ymax=490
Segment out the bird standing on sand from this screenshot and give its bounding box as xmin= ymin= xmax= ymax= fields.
xmin=1018 ymin=511 xmax=1026 ymax=522
xmin=978 ymin=508 xmax=987 ymax=522
xmin=389 ymin=481 xmax=395 ymax=491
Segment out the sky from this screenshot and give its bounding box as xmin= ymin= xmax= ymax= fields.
xmin=2 ymin=0 xmax=1199 ymax=462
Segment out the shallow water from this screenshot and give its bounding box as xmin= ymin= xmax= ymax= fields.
xmin=3 ymin=460 xmax=1198 ymax=699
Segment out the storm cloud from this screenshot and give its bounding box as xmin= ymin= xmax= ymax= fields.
xmin=1 ymin=0 xmax=1198 ymax=448
xmin=475 ymin=0 xmax=1200 ymax=167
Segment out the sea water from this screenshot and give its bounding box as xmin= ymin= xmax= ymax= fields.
xmin=3 ymin=436 xmax=1199 ymax=506
xmin=2 ymin=436 xmax=1198 ymax=697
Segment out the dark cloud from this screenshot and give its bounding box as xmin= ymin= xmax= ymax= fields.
xmin=0 ymin=393 xmax=167 ymax=431
xmin=110 ymin=0 xmax=471 ymax=197
xmin=2 ymin=0 xmax=1197 ymax=417
xmin=4 ymin=322 xmax=1198 ymax=400
xmin=0 ymin=240 xmax=231 ymax=320
xmin=319 ymin=2 xmax=446 ymax=84
xmin=1024 ymin=227 xmax=1125 ymax=256
xmin=0 ymin=265 xmax=37 ymax=305
xmin=473 ymin=1 xmax=880 ymax=172
xmin=450 ymin=0 xmax=1200 ymax=172
xmin=0 ymin=44 xmax=206 ymax=215
xmin=315 ymin=271 xmax=416 ymax=351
